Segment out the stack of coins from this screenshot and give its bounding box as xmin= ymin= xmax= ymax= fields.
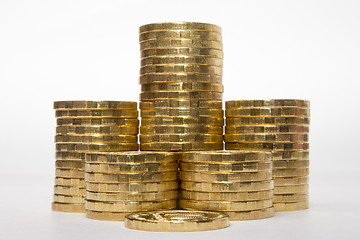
xmin=179 ymin=151 xmax=274 ymax=220
xmin=85 ymin=152 xmax=179 ymax=220
xmin=139 ymin=22 xmax=224 ymax=151
xmin=52 ymin=101 xmax=139 ymax=213
xmin=225 ymin=99 xmax=310 ymax=211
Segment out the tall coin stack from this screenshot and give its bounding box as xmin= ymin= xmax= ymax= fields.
xmin=52 ymin=101 xmax=139 ymax=213
xmin=225 ymin=100 xmax=310 ymax=211
xmin=179 ymin=151 xmax=274 ymax=220
xmin=139 ymin=22 xmax=224 ymax=151
xmin=84 ymin=152 xmax=179 ymax=220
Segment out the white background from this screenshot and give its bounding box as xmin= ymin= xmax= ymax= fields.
xmin=1 ymin=0 xmax=360 ymax=239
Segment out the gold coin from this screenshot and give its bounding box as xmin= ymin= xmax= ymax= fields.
xmin=273 ymin=160 xmax=309 ymax=169
xmin=139 ymin=22 xmax=221 ymax=33
xmin=86 ymin=199 xmax=177 ymax=212
xmin=56 ymin=126 xmax=138 ymax=135
xmin=226 ymin=100 xmax=310 ymax=108
xmin=55 ymin=160 xmax=84 ymax=169
xmin=272 ymin=150 xmax=309 ymax=160
xmin=85 ymin=151 xmax=178 ymax=164
xmin=56 ymin=152 xmax=85 ymax=160
xmin=54 ymin=101 xmax=137 ymax=110
xmin=141 ymin=82 xmax=224 ymax=92
xmin=56 ymin=118 xmax=139 ymax=126
xmin=140 ymin=100 xmax=222 ymax=109
xmin=55 ymin=143 xmax=138 ymax=152
xmin=125 ymin=210 xmax=229 ymax=232
xmin=56 ymin=168 xmax=84 ymax=178
xmin=84 ymin=162 xmax=178 ymax=173
xmin=273 ymin=176 xmax=309 ymax=186
xmin=179 ymin=199 xmax=273 ymax=211
xmin=273 ymin=193 xmax=308 ymax=202
xmin=86 ymin=181 xmax=178 ymax=193
xmin=274 ymin=184 xmax=309 ymax=194
xmin=55 ymin=134 xmax=137 ymax=143
xmin=140 ymin=134 xmax=223 ymax=143
xmin=225 ymin=125 xmax=310 ymax=134
xmin=140 ymin=91 xmax=222 ymax=100
xmin=140 ymin=39 xmax=222 ymax=50
xmin=226 ymin=117 xmax=310 ymax=125
xmin=54 ymin=185 xmax=86 ymax=195
xmin=55 ymin=109 xmax=138 ymax=118
xmin=141 ymin=108 xmax=223 ymax=117
xmin=273 ymin=168 xmax=309 ymax=177
xmin=225 ymin=142 xmax=309 ymax=151
xmin=54 ymin=177 xmax=85 ymax=187
xmin=53 ymin=194 xmax=84 ymax=204
xmin=141 ymin=48 xmax=223 ymax=59
xmin=86 ymin=210 xmax=129 ymax=221
xmin=224 ymin=133 xmax=309 ymax=143
xmin=181 ymin=150 xmax=272 ymax=163
xmin=140 ymin=65 xmax=222 ymax=75
xmin=141 ymin=116 xmax=224 ymax=126
xmin=225 ymin=207 xmax=274 ymax=221
xmin=140 ymin=142 xmax=223 ymax=151
xmin=52 ymin=202 xmax=85 ymax=213
xmin=180 ymin=180 xmax=274 ymax=192
xmin=273 ymin=200 xmax=309 ymax=211
xmin=139 ymin=73 xmax=222 ymax=84
xmin=85 ymin=171 xmax=177 ymax=183
xmin=225 ymin=108 xmax=310 ymax=117
xmin=86 ymin=190 xmax=178 ymax=202
xmin=139 ymin=30 xmax=222 ymax=42
xmin=180 ymin=161 xmax=272 ymax=173
xmin=141 ymin=56 xmax=223 ymax=66
xmin=179 ymin=171 xmax=272 ymax=182
xmin=180 ymin=190 xmax=273 ymax=201
xmin=140 ymin=125 xmax=223 ymax=134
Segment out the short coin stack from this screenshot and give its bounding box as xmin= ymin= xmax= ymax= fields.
xmin=225 ymin=99 xmax=310 ymax=211
xmin=85 ymin=152 xmax=179 ymax=220
xmin=139 ymin=22 xmax=224 ymax=151
xmin=179 ymin=151 xmax=274 ymax=220
xmin=52 ymin=101 xmax=139 ymax=213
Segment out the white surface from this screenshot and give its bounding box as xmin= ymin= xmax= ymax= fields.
xmin=1 ymin=0 xmax=360 ymax=239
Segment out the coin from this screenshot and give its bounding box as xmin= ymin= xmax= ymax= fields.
xmin=179 ymin=171 xmax=272 ymax=182
xmin=53 ymin=194 xmax=84 ymax=204
xmin=140 ymin=134 xmax=223 ymax=142
xmin=179 ymin=199 xmax=273 ymax=211
xmin=141 ymin=108 xmax=223 ymax=117
xmin=225 ymin=142 xmax=309 ymax=151
xmin=55 ymin=160 xmax=84 ymax=169
xmin=55 ymin=168 xmax=84 ymax=178
xmin=85 ymin=171 xmax=178 ymax=183
xmin=180 ymin=190 xmax=273 ymax=201
xmin=273 ymin=200 xmax=309 ymax=211
xmin=55 ymin=134 xmax=137 ymax=143
xmin=273 ymin=168 xmax=309 ymax=177
xmin=86 ymin=190 xmax=178 ymax=202
xmin=139 ymin=73 xmax=222 ymax=84
xmin=55 ymin=143 xmax=138 ymax=152
xmin=141 ymin=48 xmax=223 ymax=59
xmin=140 ymin=125 xmax=223 ymax=134
xmin=141 ymin=82 xmax=224 ymax=92
xmin=180 ymin=180 xmax=274 ymax=192
xmin=56 ymin=118 xmax=139 ymax=126
xmin=56 ymin=126 xmax=138 ymax=135
xmin=274 ymin=184 xmax=309 ymax=194
xmin=56 ymin=152 xmax=85 ymax=160
xmin=140 ymin=91 xmax=222 ymax=100
xmin=272 ymin=150 xmax=309 ymax=160
xmin=226 ymin=100 xmax=310 ymax=108
xmin=141 ymin=56 xmax=223 ymax=66
xmin=54 ymin=101 xmax=137 ymax=110
xmin=86 ymin=210 xmax=129 ymax=221
xmin=140 ymin=65 xmax=223 ymax=75
xmin=140 ymin=39 xmax=222 ymax=50
xmin=84 ymin=162 xmax=178 ymax=173
xmin=86 ymin=181 xmax=178 ymax=193
xmin=224 ymin=133 xmax=309 ymax=143
xmin=273 ymin=193 xmax=308 ymax=202
xmin=140 ymin=100 xmax=222 ymax=109
xmin=181 ymin=150 xmax=272 ymax=163
xmin=225 ymin=207 xmax=275 ymax=221
xmin=226 ymin=117 xmax=310 ymax=125
xmin=52 ymin=202 xmax=85 ymax=213
xmin=125 ymin=210 xmax=229 ymax=232
xmin=225 ymin=108 xmax=310 ymax=117
xmin=54 ymin=177 xmax=85 ymax=187
xmin=55 ymin=109 xmax=138 ymax=118
xmin=273 ymin=176 xmax=309 ymax=186
xmin=225 ymin=125 xmax=310 ymax=134
xmin=180 ymin=161 xmax=272 ymax=172
xmin=86 ymin=199 xmax=177 ymax=212
xmin=140 ymin=142 xmax=223 ymax=151
xmin=54 ymin=185 xmax=86 ymax=195
xmin=139 ymin=22 xmax=221 ymax=33
xmin=139 ymin=30 xmax=222 ymax=42
xmin=141 ymin=116 xmax=224 ymax=126
xmin=273 ymin=160 xmax=309 ymax=168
